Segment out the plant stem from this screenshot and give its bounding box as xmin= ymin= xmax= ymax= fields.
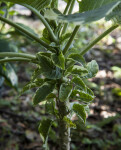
xmin=61 ymin=0 xmax=75 ymax=35
xmin=58 ymin=0 xmax=74 ymax=33
xmin=0 ymin=52 xmax=36 ymax=59
xmin=80 ymin=25 xmax=119 ymax=55
xmin=0 ymin=16 xmax=50 ymax=49
xmin=24 ymin=4 xmax=58 ymax=43
xmin=63 ymin=25 xmax=80 ymax=55
xmin=58 ymin=100 xmax=70 ymax=150
xmin=0 ymin=57 xmax=31 ymax=63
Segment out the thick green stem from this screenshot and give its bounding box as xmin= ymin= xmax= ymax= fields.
xmin=24 ymin=5 xmax=58 ymax=43
xmin=0 ymin=16 xmax=50 ymax=49
xmin=80 ymin=25 xmax=119 ymax=55
xmin=0 ymin=52 xmax=36 ymax=59
xmin=58 ymin=100 xmax=70 ymax=150
xmin=61 ymin=0 xmax=75 ymax=35
xmin=58 ymin=0 xmax=74 ymax=33
xmin=0 ymin=57 xmax=31 ymax=63
xmin=63 ymin=25 xmax=80 ymax=55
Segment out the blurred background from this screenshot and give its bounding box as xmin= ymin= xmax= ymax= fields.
xmin=0 ymin=1 xmax=121 ymax=150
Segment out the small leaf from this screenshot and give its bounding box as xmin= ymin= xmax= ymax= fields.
xmin=71 ymin=90 xmax=94 ymax=103
xmin=73 ymin=104 xmax=86 ymax=124
xmin=0 ymin=63 xmax=18 ymax=88
xmin=72 ymin=65 xmax=88 ymax=77
xmin=38 ymin=119 xmax=52 ymax=143
xmin=65 ymin=58 xmax=75 ymax=69
xmin=60 ymin=33 xmax=72 ymax=43
xmin=31 ymin=66 xmax=41 ymax=81
xmin=63 ymin=117 xmax=76 ymax=129
xmin=52 ymin=52 xmax=65 ymax=69
xmin=65 ymin=48 xmax=80 ymax=58
xmin=86 ymin=87 xmax=94 ymax=96
xmin=45 ymin=99 xmax=56 ymax=115
xmin=59 ymin=83 xmax=72 ymax=102
xmin=84 ymin=60 xmax=99 ymax=78
xmin=37 ymin=54 xmax=62 ymax=79
xmin=21 ymin=78 xmax=44 ymax=94
xmin=68 ymin=54 xmax=86 ymax=66
xmin=33 ymin=81 xmax=55 ymax=105
xmin=73 ymin=76 xmax=86 ymax=92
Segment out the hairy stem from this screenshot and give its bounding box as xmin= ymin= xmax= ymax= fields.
xmin=0 ymin=52 xmax=36 ymax=59
xmin=24 ymin=4 xmax=58 ymax=43
xmin=80 ymin=25 xmax=119 ymax=55
xmin=0 ymin=16 xmax=50 ymax=49
xmin=58 ymin=100 xmax=70 ymax=150
xmin=63 ymin=25 xmax=80 ymax=55
xmin=0 ymin=57 xmax=31 ymax=63
xmin=61 ymin=0 xmax=75 ymax=35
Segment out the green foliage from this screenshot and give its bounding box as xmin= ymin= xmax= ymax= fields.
xmin=51 ymin=52 xmax=65 ymax=69
xmin=0 ymin=0 xmax=120 ymax=149
xmin=68 ymin=54 xmax=86 ymax=66
xmin=84 ymin=60 xmax=99 ymax=78
xmin=96 ymin=114 xmax=120 ymax=127
xmin=73 ymin=104 xmax=86 ymax=124
xmin=0 ymin=39 xmax=18 ymax=88
xmin=38 ymin=119 xmax=52 ymax=143
xmin=0 ymin=63 xmax=18 ymax=88
xmin=1 ymin=0 xmax=51 ymax=11
xmin=37 ymin=54 xmax=62 ymax=79
xmin=45 ymin=2 xmax=121 ymax=24
xmin=113 ymin=124 xmax=121 ymax=137
xmin=33 ymin=81 xmax=56 ymax=105
xmin=59 ymin=83 xmax=72 ymax=102
xmin=72 ymin=76 xmax=86 ymax=92
xmin=71 ymin=89 xmax=94 ymax=102
xmin=63 ymin=116 xmax=76 ymax=128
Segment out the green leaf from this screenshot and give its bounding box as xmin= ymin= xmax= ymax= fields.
xmin=33 ymin=81 xmax=56 ymax=105
xmin=51 ymin=0 xmax=58 ymax=8
xmin=45 ymin=2 xmax=120 ymax=24
xmin=68 ymin=53 xmax=86 ymax=66
xmin=86 ymin=87 xmax=94 ymax=97
xmin=73 ymin=103 xmax=86 ymax=124
xmin=0 ymin=39 xmax=18 ymax=88
xmin=21 ymin=78 xmax=44 ymax=94
xmin=71 ymin=65 xmax=88 ymax=77
xmin=60 ymin=33 xmax=72 ymax=43
xmin=38 ymin=119 xmax=52 ymax=143
xmin=71 ymin=90 xmax=94 ymax=103
xmin=0 ymin=63 xmax=18 ymax=88
xmin=79 ymin=0 xmax=121 ymax=25
xmin=63 ymin=116 xmax=76 ymax=129
xmin=106 ymin=3 xmax=121 ymax=25
xmin=1 ymin=0 xmax=51 ymax=11
xmin=78 ymin=0 xmax=119 ymax=12
xmin=52 ymin=52 xmax=65 ymax=69
xmin=65 ymin=48 xmax=80 ymax=58
xmin=45 ymin=99 xmax=56 ymax=115
xmin=37 ymin=54 xmax=62 ymax=79
xmin=31 ymin=66 xmax=41 ymax=81
xmin=84 ymin=60 xmax=99 ymax=78
xmin=0 ymin=39 xmax=18 ymax=52
xmin=72 ymin=76 xmax=86 ymax=92
xmin=59 ymin=83 xmax=72 ymax=102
